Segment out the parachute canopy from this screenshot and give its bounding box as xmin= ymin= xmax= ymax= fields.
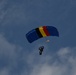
xmin=26 ymin=26 xmax=59 ymax=43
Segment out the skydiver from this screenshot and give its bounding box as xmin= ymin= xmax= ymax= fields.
xmin=39 ymin=46 xmax=44 ymax=55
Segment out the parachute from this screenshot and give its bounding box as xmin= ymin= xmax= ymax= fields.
xmin=26 ymin=26 xmax=59 ymax=43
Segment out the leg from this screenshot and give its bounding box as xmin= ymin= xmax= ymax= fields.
xmin=39 ymin=51 xmax=42 ymax=55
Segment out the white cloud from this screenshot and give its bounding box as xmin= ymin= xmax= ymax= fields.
xmin=22 ymin=46 xmax=76 ymax=75
xmin=58 ymin=47 xmax=70 ymax=56
xmin=0 ymin=0 xmax=27 ymax=26
xmin=57 ymin=47 xmax=71 ymax=61
xmin=0 ymin=34 xmax=22 ymax=59
xmin=2 ymin=5 xmax=27 ymax=26
xmin=0 ymin=34 xmax=76 ymax=75
xmin=0 ymin=33 xmax=23 ymax=75
xmin=0 ymin=0 xmax=9 ymax=24
xmin=0 ymin=68 xmax=9 ymax=75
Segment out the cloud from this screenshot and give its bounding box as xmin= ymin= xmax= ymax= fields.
xmin=0 ymin=34 xmax=22 ymax=59
xmin=0 ymin=33 xmax=23 ymax=75
xmin=0 ymin=0 xmax=27 ymax=26
xmin=23 ymin=47 xmax=76 ymax=75
xmin=0 ymin=68 xmax=9 ymax=75
xmin=0 ymin=33 xmax=76 ymax=75
xmin=0 ymin=0 xmax=9 ymax=24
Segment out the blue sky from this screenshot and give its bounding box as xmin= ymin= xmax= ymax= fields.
xmin=0 ymin=0 xmax=76 ymax=75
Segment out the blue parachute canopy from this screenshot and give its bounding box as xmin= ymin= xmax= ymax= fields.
xmin=26 ymin=26 xmax=59 ymax=43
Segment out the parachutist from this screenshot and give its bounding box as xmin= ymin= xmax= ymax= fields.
xmin=39 ymin=46 xmax=44 ymax=55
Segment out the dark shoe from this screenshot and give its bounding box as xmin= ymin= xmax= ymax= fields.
xmin=39 ymin=51 xmax=42 ymax=55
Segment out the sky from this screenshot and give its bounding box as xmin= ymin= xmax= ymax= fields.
xmin=0 ymin=0 xmax=76 ymax=75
